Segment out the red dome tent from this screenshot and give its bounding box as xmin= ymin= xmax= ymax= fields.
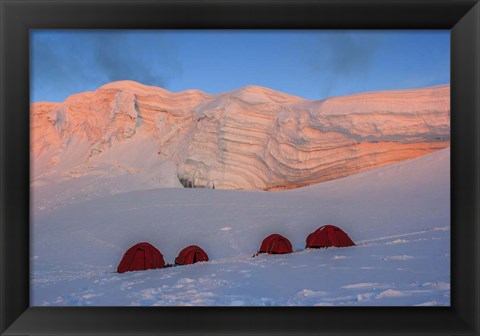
xmin=117 ymin=242 xmax=165 ymax=273
xmin=258 ymin=234 xmax=293 ymax=254
xmin=175 ymin=245 xmax=209 ymax=265
xmin=306 ymin=225 xmax=355 ymax=248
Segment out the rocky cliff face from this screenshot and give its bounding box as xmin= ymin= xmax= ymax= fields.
xmin=31 ymin=81 xmax=450 ymax=190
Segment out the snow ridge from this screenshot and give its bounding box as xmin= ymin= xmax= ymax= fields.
xmin=31 ymin=81 xmax=450 ymax=192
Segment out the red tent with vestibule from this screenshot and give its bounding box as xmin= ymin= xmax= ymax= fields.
xmin=306 ymin=225 xmax=355 ymax=248
xmin=258 ymin=234 xmax=293 ymax=254
xmin=175 ymin=245 xmax=209 ymax=265
xmin=117 ymin=242 xmax=165 ymax=273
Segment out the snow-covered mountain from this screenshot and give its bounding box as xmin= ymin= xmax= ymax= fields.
xmin=30 ymin=82 xmax=450 ymax=306
xmin=31 ymin=81 xmax=450 ymax=191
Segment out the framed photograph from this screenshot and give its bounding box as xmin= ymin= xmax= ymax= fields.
xmin=1 ymin=0 xmax=479 ymax=335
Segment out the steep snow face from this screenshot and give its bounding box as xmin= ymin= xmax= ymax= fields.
xmin=31 ymin=81 xmax=450 ymax=191
xmin=31 ymin=148 xmax=450 ymax=306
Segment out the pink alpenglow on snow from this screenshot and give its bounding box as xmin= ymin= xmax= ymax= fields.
xmin=31 ymin=81 xmax=450 ymax=192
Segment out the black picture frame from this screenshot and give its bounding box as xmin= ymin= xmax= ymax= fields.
xmin=1 ymin=0 xmax=479 ymax=335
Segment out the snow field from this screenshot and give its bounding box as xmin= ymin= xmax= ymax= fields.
xmin=31 ymin=148 xmax=450 ymax=306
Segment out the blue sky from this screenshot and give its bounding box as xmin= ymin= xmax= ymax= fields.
xmin=30 ymin=30 xmax=449 ymax=102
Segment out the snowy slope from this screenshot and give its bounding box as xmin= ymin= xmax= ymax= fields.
xmin=31 ymin=148 xmax=450 ymax=306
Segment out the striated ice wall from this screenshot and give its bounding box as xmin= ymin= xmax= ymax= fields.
xmin=31 ymin=81 xmax=450 ymax=190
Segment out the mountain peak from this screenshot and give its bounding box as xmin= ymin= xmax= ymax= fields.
xmin=222 ymin=85 xmax=305 ymax=104
xmin=98 ymin=80 xmax=171 ymax=94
